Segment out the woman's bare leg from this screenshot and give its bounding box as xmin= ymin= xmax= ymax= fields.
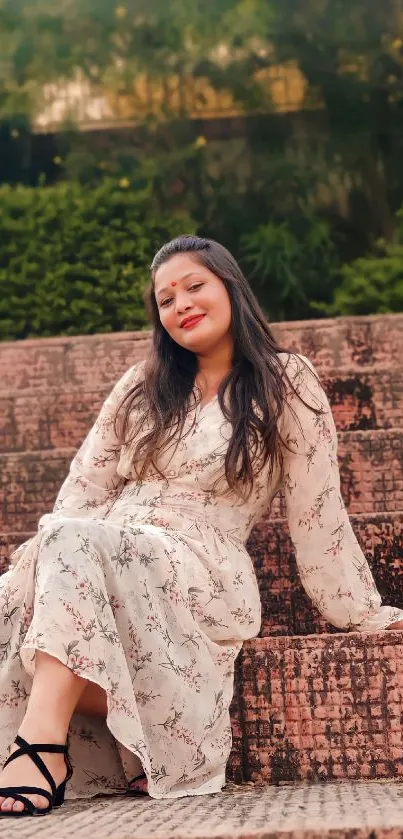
xmin=75 ymin=681 xmax=108 ymax=718
xmin=0 ymin=650 xmax=88 ymax=813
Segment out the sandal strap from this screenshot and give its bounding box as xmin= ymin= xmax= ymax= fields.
xmin=3 ymin=735 xmax=66 ymax=798
xmin=0 ymin=786 xmax=53 ymax=814
xmin=0 ymin=785 xmax=53 ymax=804
xmin=15 ymin=735 xmax=67 ymax=755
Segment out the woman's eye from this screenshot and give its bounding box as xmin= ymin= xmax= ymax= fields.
xmin=160 ymin=283 xmax=203 ymax=307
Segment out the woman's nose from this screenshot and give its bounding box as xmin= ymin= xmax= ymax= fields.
xmin=175 ymin=295 xmax=193 ymax=313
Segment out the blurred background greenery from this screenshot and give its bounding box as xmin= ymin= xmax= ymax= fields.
xmin=1 ymin=0 xmax=402 ymax=338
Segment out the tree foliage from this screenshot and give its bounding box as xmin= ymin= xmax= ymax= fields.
xmin=2 ymin=0 xmax=403 ymax=123
xmin=1 ymin=1 xmax=403 ymax=323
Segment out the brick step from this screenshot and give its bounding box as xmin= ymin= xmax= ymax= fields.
xmin=2 ymin=512 xmax=401 ymax=634
xmin=0 ymin=314 xmax=401 ymax=392
xmin=2 ymin=553 xmax=403 ymax=790
xmin=0 ymin=432 xmax=400 ymax=537
xmin=228 ymin=630 xmax=403 ymax=785
xmin=0 ymin=430 xmax=402 ymax=531
xmin=14 ymin=782 xmax=403 ymax=839
xmin=1 ymin=368 xmax=401 ymax=453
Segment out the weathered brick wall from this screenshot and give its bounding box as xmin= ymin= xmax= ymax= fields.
xmin=0 ymin=314 xmax=401 ymax=391
xmin=0 ymin=430 xmax=401 ymax=535
xmin=228 ymin=631 xmax=403 ymax=784
xmin=1 ymin=370 xmax=401 ymax=453
xmin=1 ymin=313 xmax=402 ymax=785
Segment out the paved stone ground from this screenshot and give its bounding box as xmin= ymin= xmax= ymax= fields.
xmin=4 ymin=781 xmax=403 ymax=839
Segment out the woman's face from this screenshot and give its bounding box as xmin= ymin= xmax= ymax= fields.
xmin=153 ymin=254 xmax=233 ymax=355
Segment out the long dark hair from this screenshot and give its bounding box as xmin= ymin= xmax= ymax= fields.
xmin=113 ymin=234 xmax=325 ymax=502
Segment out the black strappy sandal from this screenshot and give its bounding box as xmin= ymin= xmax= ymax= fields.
xmin=0 ymin=734 xmax=73 ymax=817
xmin=126 ymin=772 xmax=149 ymax=797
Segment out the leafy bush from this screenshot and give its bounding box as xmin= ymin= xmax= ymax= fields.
xmin=0 ymin=179 xmax=194 ymax=340
xmin=240 ymin=213 xmax=341 ymax=321
xmin=313 ymin=238 xmax=403 ymax=317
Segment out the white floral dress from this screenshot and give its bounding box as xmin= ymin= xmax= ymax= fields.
xmin=0 ymin=354 xmax=401 ymax=800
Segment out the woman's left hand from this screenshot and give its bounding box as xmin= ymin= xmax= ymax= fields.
xmin=387 ymin=620 xmax=403 ymax=629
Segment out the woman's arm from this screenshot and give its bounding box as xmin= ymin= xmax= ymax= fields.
xmin=278 ymin=353 xmax=403 ymax=631
xmin=9 ymin=361 xmax=142 ymax=565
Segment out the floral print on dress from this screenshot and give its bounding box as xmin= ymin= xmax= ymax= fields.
xmin=0 ymin=353 xmax=401 ymax=801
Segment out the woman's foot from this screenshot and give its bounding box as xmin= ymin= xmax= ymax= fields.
xmin=0 ymin=735 xmax=68 ymax=814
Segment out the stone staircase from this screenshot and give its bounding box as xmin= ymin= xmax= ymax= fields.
xmin=1 ymin=313 xmax=403 ymax=837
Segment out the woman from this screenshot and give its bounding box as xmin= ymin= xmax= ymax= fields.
xmin=0 ymin=234 xmax=402 ymax=817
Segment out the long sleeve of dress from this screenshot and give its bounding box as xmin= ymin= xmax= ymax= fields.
xmin=9 ymin=362 xmax=142 ymax=566
xmin=278 ymin=353 xmax=403 ymax=632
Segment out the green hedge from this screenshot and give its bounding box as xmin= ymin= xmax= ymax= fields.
xmin=312 ymin=239 xmax=403 ymax=316
xmin=0 ymin=179 xmax=194 ymax=340
xmin=1 ymin=177 xmax=402 ymax=342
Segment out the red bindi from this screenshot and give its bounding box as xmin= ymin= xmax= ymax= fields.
xmin=171 ymin=281 xmax=177 ymax=287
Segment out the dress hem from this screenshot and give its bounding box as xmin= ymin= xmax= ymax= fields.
xmin=19 ymin=641 xmax=228 ymax=801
